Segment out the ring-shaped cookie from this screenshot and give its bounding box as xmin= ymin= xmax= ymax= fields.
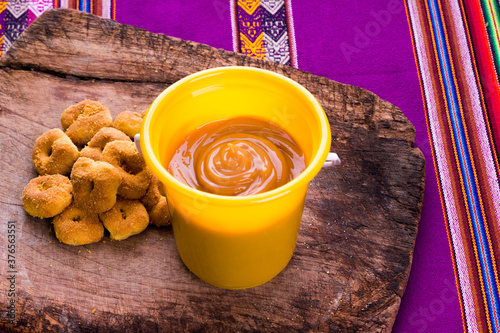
xmin=101 ymin=141 xmax=151 ymax=199
xmin=113 ymin=111 xmax=143 ymax=138
xmin=70 ymin=157 xmax=121 ymax=213
xmin=80 ymin=127 xmax=131 ymax=161
xmin=32 ymin=128 xmax=79 ymax=175
xmin=140 ymin=175 xmax=166 ymax=209
xmin=148 ymin=197 xmax=171 ymax=227
xmin=99 ymin=198 xmax=149 ymax=240
xmin=22 ymin=174 xmax=73 ymax=218
xmin=53 ymin=203 xmax=104 ymax=245
xmin=61 ymin=100 xmax=113 ymax=145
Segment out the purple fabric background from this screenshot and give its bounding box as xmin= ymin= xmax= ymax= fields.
xmin=116 ymin=1 xmax=463 ymax=331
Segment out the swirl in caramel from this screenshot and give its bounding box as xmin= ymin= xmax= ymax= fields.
xmin=167 ymin=117 xmax=305 ymax=196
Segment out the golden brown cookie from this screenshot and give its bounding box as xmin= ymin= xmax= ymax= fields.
xmin=61 ymin=100 xmax=113 ymax=145
xmin=101 ymin=141 xmax=152 ymax=199
xmin=113 ymin=111 xmax=143 ymax=138
xmin=32 ymin=128 xmax=79 ymax=175
xmin=99 ymin=198 xmax=149 ymax=240
xmin=22 ymin=174 xmax=73 ymax=218
xmin=53 ymin=203 xmax=104 ymax=245
xmin=140 ymin=175 xmax=166 ymax=209
xmin=148 ymin=197 xmax=171 ymax=227
xmin=70 ymin=157 xmax=122 ymax=213
xmin=80 ymin=127 xmax=131 ymax=161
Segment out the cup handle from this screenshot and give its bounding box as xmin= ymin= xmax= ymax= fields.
xmin=323 ymin=152 xmax=341 ymax=167
xmin=134 ymin=134 xmax=143 ymax=157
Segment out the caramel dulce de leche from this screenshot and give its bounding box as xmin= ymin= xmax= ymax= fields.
xmin=167 ymin=117 xmax=306 ymax=196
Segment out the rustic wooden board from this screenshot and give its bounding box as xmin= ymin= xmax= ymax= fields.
xmin=0 ymin=9 xmax=425 ymax=332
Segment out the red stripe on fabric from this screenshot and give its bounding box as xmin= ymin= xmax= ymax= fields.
xmin=67 ymin=0 xmax=77 ymax=10
xmin=463 ymin=0 xmax=500 ymax=291
xmin=92 ymin=0 xmax=102 ymax=16
xmin=111 ymin=0 xmax=116 ymax=20
xmin=463 ymin=0 xmax=500 ymax=167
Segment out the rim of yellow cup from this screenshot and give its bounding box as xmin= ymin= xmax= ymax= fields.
xmin=141 ymin=66 xmax=331 ymax=206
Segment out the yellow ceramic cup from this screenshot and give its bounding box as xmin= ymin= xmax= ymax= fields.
xmin=140 ymin=66 xmax=331 ymax=289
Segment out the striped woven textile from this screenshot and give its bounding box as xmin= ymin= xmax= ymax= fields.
xmin=0 ymin=0 xmax=53 ymax=58
xmin=0 ymin=0 xmax=115 ymax=58
xmin=53 ymin=0 xmax=115 ymax=19
xmin=406 ymin=0 xmax=500 ymax=331
xmin=231 ymin=0 xmax=298 ymax=67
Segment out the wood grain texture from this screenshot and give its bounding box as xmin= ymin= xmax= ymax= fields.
xmin=0 ymin=9 xmax=425 ymax=332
